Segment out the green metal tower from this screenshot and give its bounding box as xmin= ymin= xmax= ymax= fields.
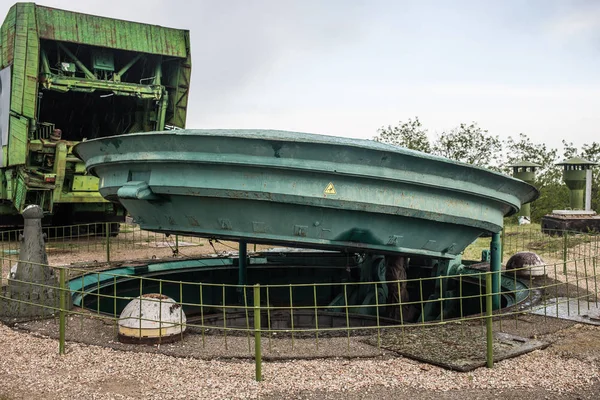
xmin=508 ymin=160 xmax=540 ymax=219
xmin=556 ymin=157 xmax=597 ymax=210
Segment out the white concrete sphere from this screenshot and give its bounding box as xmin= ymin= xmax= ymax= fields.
xmin=118 ymin=293 xmax=186 ymax=343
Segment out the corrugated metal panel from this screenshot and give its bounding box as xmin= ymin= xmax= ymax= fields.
xmin=168 ymin=37 xmax=191 ymax=128
xmin=8 ymin=115 xmax=27 ymax=166
xmin=10 ymin=3 xmax=27 ymax=116
xmin=23 ymin=3 xmax=38 ymax=119
xmin=0 ymin=5 xmax=17 ymax=67
xmin=35 ymin=5 xmax=188 ymax=57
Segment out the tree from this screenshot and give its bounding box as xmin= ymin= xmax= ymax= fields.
xmin=562 ymin=140 xmax=578 ymax=160
xmin=373 ymin=118 xmax=598 ymax=220
xmin=374 ymin=117 xmax=432 ymax=153
xmin=432 ymin=122 xmax=502 ymax=168
xmin=581 ymin=142 xmax=600 ymax=162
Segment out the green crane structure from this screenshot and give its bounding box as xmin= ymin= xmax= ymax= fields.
xmin=0 ymin=2 xmax=191 ymax=228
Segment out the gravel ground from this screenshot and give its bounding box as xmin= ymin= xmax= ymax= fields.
xmin=10 ymin=314 xmax=383 ymax=360
xmin=0 ymin=318 xmax=599 ymax=399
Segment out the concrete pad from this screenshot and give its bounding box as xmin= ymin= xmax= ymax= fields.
xmin=369 ymin=324 xmax=549 ymax=372
xmin=529 ymin=297 xmax=600 ymax=326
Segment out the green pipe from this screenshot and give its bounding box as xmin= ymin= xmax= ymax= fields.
xmin=490 ymin=232 xmax=501 ymax=310
xmin=157 ymin=90 xmax=169 ymax=130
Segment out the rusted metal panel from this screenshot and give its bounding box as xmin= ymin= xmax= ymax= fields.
xmin=35 ymin=5 xmax=188 ymax=57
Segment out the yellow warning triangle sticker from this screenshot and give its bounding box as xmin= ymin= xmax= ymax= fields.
xmin=324 ymin=182 xmax=336 ymax=195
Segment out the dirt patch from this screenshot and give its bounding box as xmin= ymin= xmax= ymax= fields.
xmin=548 ymin=324 xmax=600 ymax=365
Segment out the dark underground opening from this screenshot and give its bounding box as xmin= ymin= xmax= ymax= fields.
xmin=75 ymin=251 xmax=528 ymax=335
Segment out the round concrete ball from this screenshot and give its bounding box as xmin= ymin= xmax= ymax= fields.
xmin=505 ymin=251 xmax=547 ymax=277
xmin=118 ymin=293 xmax=186 ymax=344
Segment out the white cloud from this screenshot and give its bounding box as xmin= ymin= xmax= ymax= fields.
xmin=547 ymin=5 xmax=600 ymax=43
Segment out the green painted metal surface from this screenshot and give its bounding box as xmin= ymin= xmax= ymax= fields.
xmin=509 ymin=160 xmax=540 ymax=218
xmin=0 ymin=3 xmax=191 ymax=226
xmin=35 ymin=5 xmax=188 ymax=57
xmin=74 ymin=129 xmax=539 ymax=258
xmin=68 ymin=253 xmax=531 ymax=322
xmin=557 ymin=157 xmax=597 ymax=210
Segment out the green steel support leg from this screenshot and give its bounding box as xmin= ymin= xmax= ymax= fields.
xmin=238 ymin=241 xmax=247 ymax=289
xmin=490 ymin=232 xmax=501 ymax=310
xmin=106 ymin=222 xmax=111 ymax=263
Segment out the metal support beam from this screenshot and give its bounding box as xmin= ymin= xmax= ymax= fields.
xmin=114 ymin=54 xmax=144 ymax=82
xmin=40 ymin=49 xmax=51 ymax=75
xmin=57 ymin=43 xmax=96 ymax=80
xmin=238 ymin=241 xmax=247 ymax=288
xmin=157 ymin=90 xmax=169 ymax=130
xmin=490 ymin=232 xmax=501 ymax=310
xmin=154 ymin=59 xmax=163 ymax=86
xmin=41 ymin=74 xmax=163 ymax=99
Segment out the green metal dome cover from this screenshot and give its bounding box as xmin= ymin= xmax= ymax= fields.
xmin=74 ymin=129 xmax=538 ymax=258
xmin=556 ymin=157 xmax=597 ymax=166
xmin=507 ymin=160 xmax=542 ymax=168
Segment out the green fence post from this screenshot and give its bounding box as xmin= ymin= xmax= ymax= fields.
xmin=175 ymin=235 xmax=179 ymax=255
xmin=106 ymin=222 xmax=111 ymax=263
xmin=59 ymin=267 xmax=66 ymax=355
xmin=490 ymin=232 xmax=501 ymax=310
xmin=485 ymin=272 xmax=493 ymax=368
xmin=253 ymin=284 xmax=262 ymax=382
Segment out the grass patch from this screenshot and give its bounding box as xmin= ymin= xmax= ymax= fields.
xmin=463 ymin=222 xmax=600 ymax=262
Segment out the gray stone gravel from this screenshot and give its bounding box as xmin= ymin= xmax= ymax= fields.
xmin=1 ymin=321 xmax=599 ymax=400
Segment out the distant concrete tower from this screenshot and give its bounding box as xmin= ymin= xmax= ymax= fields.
xmin=508 ymin=160 xmax=541 ymax=219
xmin=556 ymin=157 xmax=597 ymax=210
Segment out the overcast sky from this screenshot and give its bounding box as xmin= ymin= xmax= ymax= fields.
xmin=2 ymin=0 xmax=599 ymax=150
